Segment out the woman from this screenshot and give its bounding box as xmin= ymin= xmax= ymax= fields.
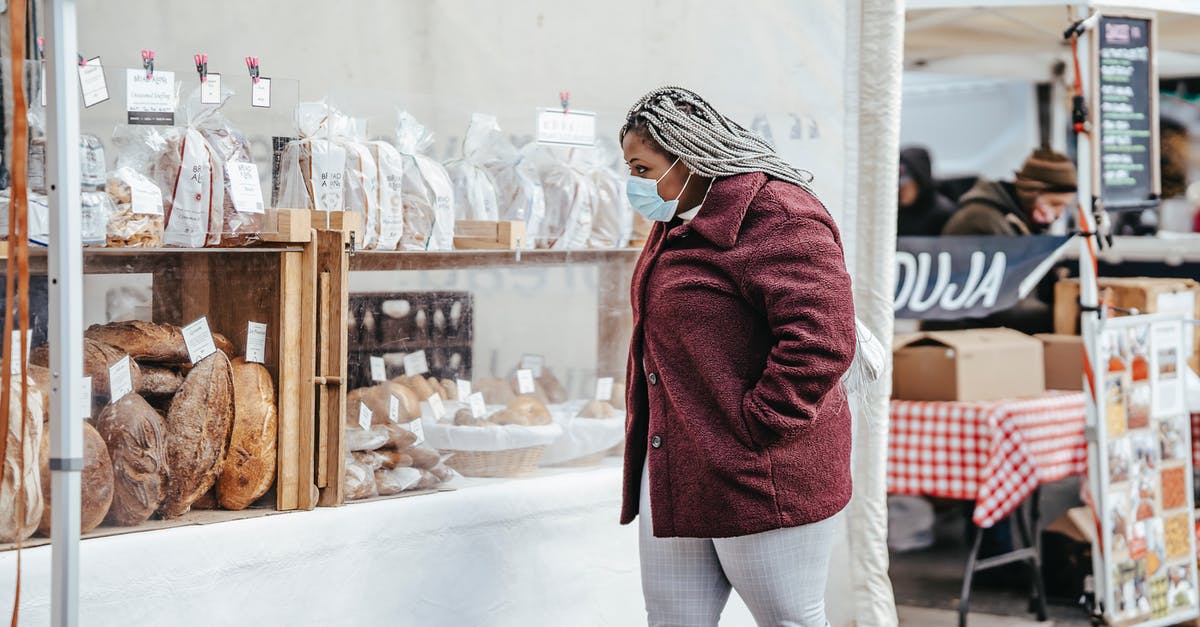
xmin=620 ymin=86 xmax=857 ymax=627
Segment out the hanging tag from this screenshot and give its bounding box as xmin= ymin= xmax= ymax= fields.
xmin=428 ymin=393 xmax=446 ymax=420
xmin=456 ymin=379 xmax=472 ymax=401
xmin=358 ymin=402 xmax=372 ymax=431
xmin=596 ymin=377 xmax=614 ymax=402
xmin=225 ymin=161 xmax=266 ymax=214
xmin=200 ymin=73 xmax=222 ymax=104
xmin=108 ymin=356 xmax=133 ymax=403
xmin=370 ymin=356 xmax=386 ymax=382
xmin=520 ymin=354 xmax=545 ymax=378
xmin=388 ymin=395 xmax=400 ymax=423
xmin=536 ymin=108 xmax=597 ymax=146
xmin=129 ymin=173 xmax=164 ymax=216
xmin=407 ymin=419 xmax=425 ymax=447
xmin=251 ymin=77 xmax=271 ymax=108
xmin=80 ymin=377 xmax=93 ymax=419
xmin=78 ymin=57 xmax=110 ymax=108
xmin=516 ymin=369 xmax=536 ymax=395
xmin=126 ymin=68 xmax=175 ymax=125
xmin=403 ymin=350 xmax=429 ymax=376
xmin=246 ymin=322 xmax=267 ymax=364
xmin=468 ymin=392 xmax=487 ymax=419
xmin=182 ymin=317 xmax=218 ymax=364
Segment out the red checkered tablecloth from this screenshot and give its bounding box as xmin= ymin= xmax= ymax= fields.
xmin=888 ymin=391 xmax=1088 ymax=528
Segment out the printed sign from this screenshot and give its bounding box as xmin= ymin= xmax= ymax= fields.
xmin=126 ymin=68 xmax=175 ymax=125
xmin=1095 ymin=15 xmax=1159 ymax=210
xmin=78 ymin=58 xmax=110 ymax=108
xmin=536 ymin=108 xmax=596 ymax=146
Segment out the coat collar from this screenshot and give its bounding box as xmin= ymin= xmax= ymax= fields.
xmin=686 ymin=172 xmax=769 ymax=250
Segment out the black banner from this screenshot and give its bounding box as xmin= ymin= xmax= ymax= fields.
xmin=895 ymin=236 xmax=1073 ymax=320
xmin=1097 ymin=15 xmax=1157 ymax=210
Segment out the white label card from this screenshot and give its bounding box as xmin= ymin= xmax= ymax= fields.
xmin=108 ymin=356 xmax=133 ymax=403
xmin=456 ymin=379 xmax=472 ymax=401
xmin=225 ymin=161 xmax=266 ymax=214
xmin=251 ymin=77 xmax=271 ymax=108
xmin=388 ymin=395 xmax=400 ymax=423
xmin=129 ymin=174 xmax=164 ymax=216
xmin=468 ymin=392 xmax=486 ymax=419
xmin=78 ymin=58 xmax=110 ymax=108
xmin=403 ymin=350 xmax=429 ymax=376
xmin=358 ymin=402 xmax=372 ymax=430
xmin=596 ymin=377 xmax=614 ymax=402
xmin=370 ymin=356 xmax=386 ymax=382
xmin=516 ymin=369 xmax=536 ymax=395
xmin=200 ymin=73 xmax=222 ymax=104
xmin=520 ymin=354 xmax=545 ymax=378
xmin=428 ymin=393 xmax=446 ymax=420
xmin=246 ymin=322 xmax=267 ymax=364
xmin=407 ymin=419 xmax=425 ymax=447
xmin=125 ymin=69 xmax=176 ymax=125
xmin=536 ymin=108 xmax=597 ymax=147
xmin=182 ymin=317 xmax=218 ymax=364
xmin=81 ymin=377 xmax=92 ymax=419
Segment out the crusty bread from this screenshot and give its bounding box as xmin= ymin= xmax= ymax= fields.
xmin=212 ymin=332 xmax=236 ymax=359
xmin=84 ymin=321 xmax=188 ymax=364
xmin=31 ymin=339 xmax=143 ymax=410
xmin=453 ymin=408 xmax=495 ymax=427
xmin=406 ymin=446 xmax=442 ymax=470
xmin=577 ymin=399 xmax=616 ymax=419
xmin=216 ymin=358 xmax=277 ymax=511
xmin=92 ymin=393 xmax=167 ymax=526
xmin=492 ymin=395 xmax=552 ymax=426
xmin=383 ymin=381 xmax=422 ymax=420
xmin=159 ymin=352 xmax=234 ymax=518
xmin=0 ymin=382 xmax=43 ymax=542
xmin=38 ymin=421 xmax=113 ymax=535
xmin=136 ymin=365 xmax=185 ymax=397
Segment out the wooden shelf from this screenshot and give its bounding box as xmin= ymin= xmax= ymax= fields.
xmin=1 ymin=246 xmax=307 ymax=275
xmin=348 ymin=247 xmax=642 ymax=272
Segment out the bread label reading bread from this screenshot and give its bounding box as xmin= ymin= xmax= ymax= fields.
xmin=596 ymin=377 xmax=614 ymax=402
xmin=520 ymin=354 xmax=545 ymax=378
xmin=403 ymin=350 xmax=429 ymax=376
xmin=370 ymin=356 xmax=387 ymax=383
xmin=358 ymin=402 xmax=372 ymax=431
xmin=81 ymin=377 xmax=93 ymax=419
xmin=469 ymin=392 xmax=487 ymax=419
xmin=226 ymin=161 xmax=266 ymax=215
xmin=388 ymin=395 xmax=400 ymax=423
xmin=406 ymin=419 xmax=426 ymax=447
xmin=516 ymin=369 xmax=536 ymax=395
xmin=246 ymin=322 xmax=267 ymax=364
xmin=427 ymin=393 xmax=446 ymax=420
xmin=456 ymin=379 xmax=472 ymax=401
xmin=182 ymin=317 xmax=218 ymax=364
xmin=108 ymin=356 xmax=134 ymax=403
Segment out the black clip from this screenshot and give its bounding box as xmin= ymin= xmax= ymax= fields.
xmin=194 ymin=53 xmax=209 ymax=83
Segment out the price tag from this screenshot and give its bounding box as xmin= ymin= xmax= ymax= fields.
xmin=468 ymin=392 xmax=487 ymax=419
xmin=251 ymin=77 xmax=272 ymax=108
xmin=428 ymin=393 xmax=446 ymax=420
xmin=225 ymin=161 xmax=265 ymax=214
xmin=596 ymin=377 xmax=614 ymax=402
xmin=536 ymin=108 xmax=597 ymax=147
xmin=520 ymin=354 xmax=545 ymax=378
xmin=403 ymin=350 xmax=429 ymax=376
xmin=182 ymin=317 xmax=218 ymax=364
xmin=388 ymin=394 xmax=400 ymax=423
xmin=516 ymin=369 xmax=536 ymax=395
xmin=200 ymin=73 xmax=222 ymax=104
xmin=246 ymin=322 xmax=267 ymax=364
xmin=80 ymin=377 xmax=92 ymax=419
xmin=126 ymin=68 xmax=176 ymax=125
xmin=108 ymin=356 xmax=133 ymax=403
xmin=358 ymin=402 xmax=372 ymax=430
xmin=455 ymin=379 xmax=472 ymax=401
xmin=370 ymin=356 xmax=386 ymax=382
xmin=78 ymin=57 xmax=110 ymax=108
xmin=129 ymin=173 xmax=164 ymax=216
xmin=407 ymin=419 xmax=425 ymax=447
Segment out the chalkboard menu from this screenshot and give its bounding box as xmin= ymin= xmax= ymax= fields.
xmin=1095 ymin=15 xmax=1159 ymax=210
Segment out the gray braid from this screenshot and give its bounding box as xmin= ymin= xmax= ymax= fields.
xmin=620 ymin=86 xmax=814 ymax=191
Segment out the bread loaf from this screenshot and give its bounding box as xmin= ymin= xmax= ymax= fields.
xmin=216 ymin=358 xmax=277 ymax=511
xmin=577 ymin=400 xmax=616 ymax=419
xmin=453 ymin=408 xmax=495 ymax=427
xmin=406 ymin=446 xmax=442 ymax=470
xmin=84 ymin=321 xmax=188 ymax=363
xmin=136 ymin=365 xmax=185 ymax=397
xmin=374 ymin=467 xmax=422 ymax=495
xmin=190 ymin=489 xmax=218 ymax=510
xmin=160 ymin=352 xmax=234 ymax=518
xmin=212 ymin=332 xmax=236 ymax=359
xmin=31 ymin=339 xmax=143 ymax=409
xmin=440 ymin=378 xmax=458 ymax=401
xmin=93 ymin=393 xmax=167 ymax=526
xmin=381 ymin=422 xmax=418 ymax=450
xmin=492 ymin=395 xmax=552 ymax=426
xmin=401 ymin=375 xmax=436 ymax=400
xmin=37 ymin=421 xmax=113 ymax=535
xmin=538 ymin=369 xmax=569 ymax=404
xmin=384 ymin=381 xmax=422 ymax=420
xmin=344 ymin=455 xmax=376 ymax=500
xmin=0 ymin=378 xmax=44 ymax=542
xmin=376 ymin=448 xmax=414 ymax=470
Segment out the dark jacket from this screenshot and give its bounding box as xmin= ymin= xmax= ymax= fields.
xmin=941 ymin=179 xmax=1037 ymax=236
xmin=898 ymin=147 xmax=957 ymax=236
xmin=621 ymin=172 xmax=856 ymax=538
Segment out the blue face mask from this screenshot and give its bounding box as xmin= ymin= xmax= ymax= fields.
xmin=627 ymin=158 xmax=693 ymax=222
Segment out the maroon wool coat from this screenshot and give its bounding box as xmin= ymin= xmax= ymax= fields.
xmin=621 ymin=172 xmax=857 ymax=538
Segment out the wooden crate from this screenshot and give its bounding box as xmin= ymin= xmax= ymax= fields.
xmin=314 ymin=228 xmax=353 ymax=506
xmin=454 ymin=220 xmax=526 ymax=250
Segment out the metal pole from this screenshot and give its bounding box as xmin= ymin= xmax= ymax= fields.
xmin=43 ymin=0 xmax=83 ymax=625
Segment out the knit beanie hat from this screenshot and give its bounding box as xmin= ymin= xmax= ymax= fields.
xmin=1015 ymin=148 xmax=1077 ymax=193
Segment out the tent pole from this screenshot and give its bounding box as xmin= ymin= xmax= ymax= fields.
xmin=44 ymin=0 xmax=83 ymax=625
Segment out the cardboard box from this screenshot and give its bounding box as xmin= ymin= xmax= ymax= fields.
xmin=1036 ymin=334 xmax=1084 ymax=391
xmin=892 ymin=328 xmax=1046 ymax=402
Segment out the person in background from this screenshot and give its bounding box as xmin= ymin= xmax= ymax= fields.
xmin=942 ymin=147 xmax=1077 ymax=236
xmin=898 ymin=146 xmax=957 ymax=236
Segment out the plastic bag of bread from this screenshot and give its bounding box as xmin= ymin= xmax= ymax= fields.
xmin=337 ymin=118 xmax=382 ymax=249
xmin=393 ymin=111 xmax=454 ymax=251
xmin=159 ymin=91 xmax=231 ymax=247
xmin=443 ymin=113 xmax=500 ymax=222
xmin=80 ymin=191 xmax=111 ymax=247
xmin=198 ymin=97 xmax=264 ymax=247
xmin=368 ymin=140 xmax=405 ymax=250
xmin=478 ymin=131 xmax=545 ymax=245
xmin=105 ymin=167 xmax=165 ymax=247
xmin=0 ymin=374 xmax=44 ymax=542
xmin=586 ymin=138 xmax=634 ymax=248
xmin=344 ymin=453 xmax=377 ymax=500
xmin=523 ymin=144 xmax=595 ymax=250
xmin=277 ymin=101 xmax=348 ymax=214
xmin=374 ymin=466 xmax=422 ymax=496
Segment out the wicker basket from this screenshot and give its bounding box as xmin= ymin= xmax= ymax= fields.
xmin=544 ymin=451 xmax=608 ymax=468
xmin=443 ymin=446 xmax=546 ymax=477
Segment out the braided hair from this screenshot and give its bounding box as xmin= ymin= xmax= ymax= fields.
xmin=620 ymin=86 xmax=814 ymax=191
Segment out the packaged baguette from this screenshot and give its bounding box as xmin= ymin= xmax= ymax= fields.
xmin=368 ymin=140 xmax=405 ymax=250
xmin=277 ymin=101 xmax=348 ymax=215
xmin=586 ymin=138 xmax=634 ymax=248
xmin=337 ymin=117 xmax=381 ymax=249
xmin=444 ymin=113 xmax=500 ymax=222
xmin=524 ymin=144 xmax=596 ymax=250
xmin=393 ymin=111 xmax=454 ymax=251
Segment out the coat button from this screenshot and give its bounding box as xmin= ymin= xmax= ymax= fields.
xmin=651 ymin=435 xmax=662 ymax=449
xmin=648 ymin=372 xmax=658 ymax=385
